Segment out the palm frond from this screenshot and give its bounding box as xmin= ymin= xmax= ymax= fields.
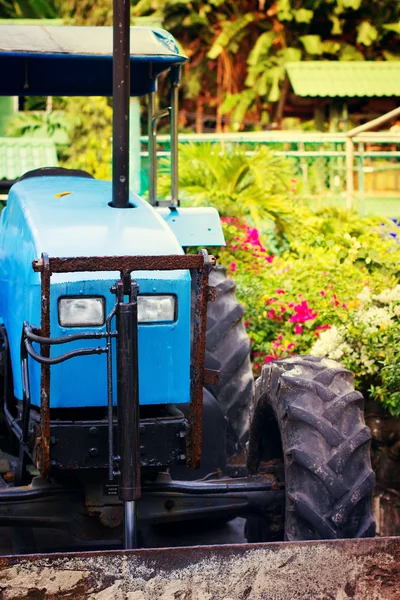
xmin=159 ymin=143 xmax=294 ymax=238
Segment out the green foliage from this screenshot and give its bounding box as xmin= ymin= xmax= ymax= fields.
xmin=357 ymin=21 xmax=378 ymax=46
xmin=218 ymin=208 xmax=400 ymax=416
xmin=131 ymin=0 xmax=400 ymax=130
xmin=207 ymin=13 xmax=254 ymax=59
xmin=299 ymin=35 xmax=323 ymax=55
xmin=62 ymin=97 xmax=112 ymax=180
xmin=311 ymin=286 xmax=400 ymax=417
xmin=159 ymin=143 xmax=293 ymax=233
xmin=6 ymin=110 xmax=70 ymax=145
xmin=372 ymin=326 xmax=400 ymax=417
xmin=0 ymin=0 xmax=56 ymax=18
xmin=56 ymin=0 xmax=112 ymax=25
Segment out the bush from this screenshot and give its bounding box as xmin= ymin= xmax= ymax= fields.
xmin=159 ymin=143 xmax=295 ymax=236
xmin=218 ymin=208 xmax=400 ymax=416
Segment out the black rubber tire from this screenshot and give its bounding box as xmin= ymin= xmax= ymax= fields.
xmin=247 ymin=355 xmax=376 ymax=541
xmin=201 ymin=266 xmax=254 ymax=459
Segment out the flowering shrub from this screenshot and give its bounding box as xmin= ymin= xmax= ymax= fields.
xmin=310 ymin=286 xmax=400 ymax=416
xmin=218 ymin=208 xmax=400 ymax=416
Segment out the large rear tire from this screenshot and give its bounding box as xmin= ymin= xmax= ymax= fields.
xmin=247 ymin=356 xmax=376 ymax=541
xmin=203 ymin=266 xmax=254 ymax=459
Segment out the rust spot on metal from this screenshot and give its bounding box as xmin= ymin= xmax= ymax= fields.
xmin=187 ymin=250 xmax=214 ymax=469
xmin=37 ymin=253 xmax=51 ymax=476
xmin=203 ymin=368 xmax=220 ymax=386
xmin=0 ymin=537 xmax=398 ymax=599
xmin=206 ymin=285 xmax=216 ymax=303
xmin=32 ymin=254 xmax=208 ymax=274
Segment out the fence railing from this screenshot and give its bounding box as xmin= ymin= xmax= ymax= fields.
xmin=140 ymin=131 xmax=400 ymax=216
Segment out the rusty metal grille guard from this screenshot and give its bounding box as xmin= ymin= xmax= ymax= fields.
xmin=22 ymin=250 xmax=217 ymax=477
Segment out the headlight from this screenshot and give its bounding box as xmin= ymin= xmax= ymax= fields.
xmin=138 ymin=295 xmax=176 ymax=323
xmin=59 ymin=297 xmax=105 ymax=327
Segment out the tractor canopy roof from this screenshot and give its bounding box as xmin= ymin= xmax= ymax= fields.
xmin=0 ymin=26 xmax=186 ymax=97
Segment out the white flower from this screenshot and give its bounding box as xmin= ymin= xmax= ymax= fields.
xmin=357 ymin=287 xmax=371 ymax=305
xmin=310 ymin=326 xmax=343 ymax=357
xmin=373 ymin=285 xmax=400 ymax=305
xmin=354 ymin=306 xmax=394 ymax=333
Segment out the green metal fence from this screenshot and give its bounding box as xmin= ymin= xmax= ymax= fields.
xmin=140 ymin=131 xmax=400 ymax=217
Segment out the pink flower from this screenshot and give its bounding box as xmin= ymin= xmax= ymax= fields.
xmin=254 ymin=362 xmax=261 ymax=370
xmin=320 ymin=290 xmax=326 ymax=296
xmin=316 ymin=324 xmax=331 ymax=331
xmin=266 ymin=255 xmax=274 ymax=264
xmin=289 ymin=300 xmax=318 ymax=323
xmin=230 ymin=262 xmax=237 ymax=273
xmin=263 ymin=355 xmax=278 ymax=364
xmin=277 ymin=335 xmax=283 ymax=341
xmin=342 ymin=303 xmax=347 ymax=308
xmin=276 ymin=289 xmax=285 ymax=295
xmin=287 ymin=343 xmax=296 ymax=349
xmin=294 ymin=324 xmax=303 ymax=334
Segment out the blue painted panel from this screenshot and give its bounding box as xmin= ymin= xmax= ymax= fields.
xmin=156 ymin=207 xmax=225 ymax=247
xmin=0 ymin=176 xmax=191 ymax=407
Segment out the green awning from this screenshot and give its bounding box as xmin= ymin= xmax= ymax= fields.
xmin=286 ymin=62 xmax=400 ymax=98
xmin=0 ymin=137 xmax=58 ymax=181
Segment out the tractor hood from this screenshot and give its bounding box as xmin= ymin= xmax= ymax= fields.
xmin=3 ymin=175 xmax=186 ymax=284
xmin=0 ymin=176 xmax=191 ymax=408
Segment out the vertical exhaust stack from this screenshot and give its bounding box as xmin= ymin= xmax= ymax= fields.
xmin=112 ymin=0 xmax=130 ymax=208
xmin=112 ymin=0 xmax=138 ymax=551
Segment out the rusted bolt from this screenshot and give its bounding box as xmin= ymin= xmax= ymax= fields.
xmin=165 ymin=499 xmax=175 ymax=511
xmin=89 ymin=447 xmax=99 ymax=458
xmin=3 ymin=472 xmax=14 ymax=483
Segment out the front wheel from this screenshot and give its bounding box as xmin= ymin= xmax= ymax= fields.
xmin=247 ymin=356 xmax=376 ymax=541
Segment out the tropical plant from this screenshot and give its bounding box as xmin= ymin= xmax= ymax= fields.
xmin=132 ymin=0 xmax=400 ymax=130
xmin=6 ymin=110 xmax=70 ymax=145
xmin=159 ymin=142 xmax=293 ymax=233
xmin=0 ymin=0 xmax=56 ymax=18
xmin=56 ymin=0 xmax=112 ymax=25
xmin=62 ymin=96 xmax=112 ymax=180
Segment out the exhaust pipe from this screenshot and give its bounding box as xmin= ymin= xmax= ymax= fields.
xmin=112 ymin=0 xmax=138 ymax=550
xmin=112 ymin=0 xmax=131 ymax=209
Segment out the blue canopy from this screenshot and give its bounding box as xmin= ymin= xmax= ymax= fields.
xmin=0 ymin=26 xmax=186 ymax=97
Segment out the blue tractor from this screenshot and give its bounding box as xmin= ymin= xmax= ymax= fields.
xmin=0 ymin=1 xmax=375 ymax=553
